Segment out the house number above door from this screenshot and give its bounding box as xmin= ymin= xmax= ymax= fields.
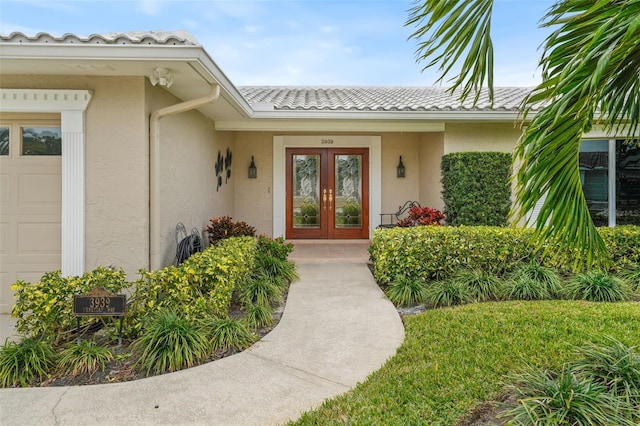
xmin=321 ymin=139 xmax=334 ymax=144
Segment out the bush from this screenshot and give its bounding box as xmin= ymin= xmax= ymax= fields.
xmin=441 ymin=152 xmax=512 ymax=226
xmin=385 ymin=278 xmax=428 ymax=307
xmin=58 ymin=340 xmax=113 ymax=378
xmin=396 ymin=206 xmax=444 ymax=227
xmin=244 ymin=303 xmax=274 ymax=329
xmin=256 ymin=235 xmax=293 ymax=262
xmin=207 ymin=318 xmax=256 ymax=352
xmin=453 ymin=268 xmax=503 ymax=302
xmin=502 ymin=275 xmax=551 ymax=301
xmin=0 ymin=338 xmax=57 ymax=387
xmin=571 ymin=337 xmax=640 ymax=413
xmin=565 ymin=270 xmax=631 ymax=302
xmin=206 ymin=216 xmax=256 ymax=245
xmin=618 ymin=262 xmax=640 ymax=292
xmin=370 ymin=226 xmax=640 ymax=284
xmin=510 ymin=261 xmax=563 ymax=298
xmin=133 ymin=310 xmax=210 ymax=376
xmin=239 ymin=273 xmax=283 ymax=306
xmin=128 ymin=237 xmax=255 ymax=336
xmin=501 ymin=367 xmax=634 ymax=425
xmin=425 ymin=279 xmax=473 ymax=308
xmin=11 ymin=267 xmax=127 ymax=344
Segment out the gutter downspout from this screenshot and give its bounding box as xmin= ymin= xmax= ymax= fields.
xmin=149 ymin=84 xmax=221 ymax=270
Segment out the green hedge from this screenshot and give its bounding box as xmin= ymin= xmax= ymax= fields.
xmin=441 ymin=152 xmax=512 ymax=226
xmin=128 ymin=237 xmax=256 ymax=335
xmin=370 ymin=226 xmax=640 ymax=284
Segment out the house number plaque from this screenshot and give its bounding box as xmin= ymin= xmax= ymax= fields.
xmin=74 ymin=287 xmax=126 ymax=346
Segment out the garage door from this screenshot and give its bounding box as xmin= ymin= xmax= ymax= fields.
xmin=0 ymin=120 xmax=62 ymax=313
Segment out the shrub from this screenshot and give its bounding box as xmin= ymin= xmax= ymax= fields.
xmin=396 ymin=206 xmax=445 ymax=227
xmin=206 ymin=216 xmax=256 ymax=245
xmin=254 ymin=252 xmax=298 ymax=284
xmin=239 ymin=273 xmax=283 ymax=306
xmin=453 ymin=268 xmax=503 ymax=302
xmin=385 ymin=277 xmax=427 ymax=307
xmin=618 ymin=262 xmax=640 ymax=292
xmin=133 ymin=310 xmax=210 ymax=376
xmin=510 ymin=261 xmax=563 ymax=298
xmin=571 ymin=337 xmax=640 ymax=413
xmin=0 ymin=338 xmax=57 ymax=387
xmin=207 ymin=318 xmax=256 ymax=352
xmin=424 ymin=279 xmax=473 ymax=308
xmin=11 ymin=267 xmax=127 ymax=344
xmin=256 ymin=235 xmax=294 ymax=262
xmin=441 ymin=151 xmax=512 ymax=226
xmin=58 ymin=340 xmax=113 ymax=378
xmin=128 ymin=237 xmax=255 ymax=336
xmin=370 ymin=226 xmax=640 ymax=284
xmin=501 ymin=367 xmax=634 ymax=425
xmin=502 ymin=275 xmax=550 ymax=301
xmin=565 ymin=270 xmax=631 ymax=302
xmin=244 ymin=303 xmax=274 ymax=329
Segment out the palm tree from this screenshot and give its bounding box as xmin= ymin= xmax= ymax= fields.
xmin=407 ymin=0 xmax=640 ymax=269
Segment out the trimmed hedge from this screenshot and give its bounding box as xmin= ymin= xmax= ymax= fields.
xmin=441 ymin=152 xmax=512 ymax=226
xmin=128 ymin=237 xmax=256 ymax=335
xmin=370 ymin=226 xmax=640 ymax=284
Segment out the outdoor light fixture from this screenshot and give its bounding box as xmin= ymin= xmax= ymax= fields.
xmin=149 ymin=67 xmax=174 ymax=88
xmin=397 ymin=156 xmax=406 ymax=178
xmin=248 ymin=156 xmax=257 ymax=179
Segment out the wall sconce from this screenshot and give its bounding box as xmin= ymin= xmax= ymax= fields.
xmin=397 ymin=156 xmax=406 ymax=178
xmin=248 ymin=156 xmax=257 ymax=179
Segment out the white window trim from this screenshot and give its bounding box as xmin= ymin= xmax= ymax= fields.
xmin=0 ymin=89 xmax=92 ymax=276
xmin=273 ymin=135 xmax=381 ymax=239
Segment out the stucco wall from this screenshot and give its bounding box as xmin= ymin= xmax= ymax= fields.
xmin=380 ymin=133 xmax=421 ymax=221
xmin=444 ymin=122 xmax=521 ymax=154
xmin=147 ymin=84 xmax=235 ymax=267
xmin=0 ymin=75 xmax=149 ymax=278
xmin=233 ymin=132 xmax=273 ymax=236
xmin=419 ymin=132 xmax=445 ymax=211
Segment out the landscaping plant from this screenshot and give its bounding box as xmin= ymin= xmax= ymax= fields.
xmin=244 ymin=302 xmax=274 ymax=329
xmin=133 ymin=310 xmax=210 ymax=376
xmin=510 ymin=260 xmax=563 ymax=298
xmin=207 ymin=318 xmax=256 ymax=352
xmin=502 ymin=275 xmax=551 ymax=301
xmin=571 ymin=337 xmax=640 ymax=414
xmin=618 ymin=262 xmax=640 ymax=292
xmin=453 ymin=268 xmax=503 ymax=302
xmin=11 ymin=267 xmax=127 ymax=344
xmin=206 ymin=216 xmax=256 ymax=245
xmin=0 ymin=338 xmax=57 ymax=387
xmin=501 ymin=367 xmax=634 ymax=425
xmin=396 ymin=205 xmax=444 ymax=227
xmin=385 ymin=277 xmax=428 ymax=307
xmin=424 ymin=279 xmax=473 ymax=308
xmin=58 ymin=340 xmax=113 ymax=378
xmin=565 ymin=270 xmax=631 ymax=302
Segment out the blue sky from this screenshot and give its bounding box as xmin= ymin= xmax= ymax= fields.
xmin=1 ymin=0 xmax=554 ymax=87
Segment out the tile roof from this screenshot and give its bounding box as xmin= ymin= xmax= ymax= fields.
xmin=0 ymin=30 xmax=198 ymax=46
xmin=239 ymin=86 xmax=533 ymax=112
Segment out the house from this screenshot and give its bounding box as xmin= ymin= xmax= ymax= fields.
xmin=1 ymin=30 xmax=637 ymax=313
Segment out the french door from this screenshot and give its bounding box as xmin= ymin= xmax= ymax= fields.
xmin=286 ymin=148 xmax=369 ymax=239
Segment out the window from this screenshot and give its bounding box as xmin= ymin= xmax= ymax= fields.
xmin=580 ymin=139 xmax=640 ymax=226
xmin=0 ymin=127 xmax=8 ymax=155
xmin=21 ymin=127 xmax=62 ymax=156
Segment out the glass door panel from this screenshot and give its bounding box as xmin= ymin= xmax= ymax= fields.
xmin=334 ymin=154 xmax=362 ymax=229
xmin=293 ymin=154 xmax=321 ymax=229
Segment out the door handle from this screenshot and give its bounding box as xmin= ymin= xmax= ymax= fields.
xmin=329 ymin=189 xmax=333 ymax=211
xmin=323 ymin=189 xmax=327 ymax=211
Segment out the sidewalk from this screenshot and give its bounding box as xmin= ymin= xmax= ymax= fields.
xmin=0 ymin=262 xmax=404 ymax=425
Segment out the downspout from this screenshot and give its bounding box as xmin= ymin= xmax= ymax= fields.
xmin=149 ymin=84 xmax=221 ymax=270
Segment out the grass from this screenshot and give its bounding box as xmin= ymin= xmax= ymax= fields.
xmin=290 ymin=301 xmax=640 ymax=425
xmin=58 ymin=339 xmax=113 ymax=378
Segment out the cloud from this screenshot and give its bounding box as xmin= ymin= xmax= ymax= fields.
xmin=137 ymin=0 xmax=161 ymax=16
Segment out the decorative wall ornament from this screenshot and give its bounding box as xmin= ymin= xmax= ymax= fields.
xmin=215 ymin=148 xmax=233 ymax=191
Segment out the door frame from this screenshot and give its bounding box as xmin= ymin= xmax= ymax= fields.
xmin=273 ymin=135 xmax=381 ymax=239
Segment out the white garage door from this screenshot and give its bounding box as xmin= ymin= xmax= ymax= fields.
xmin=0 ymin=119 xmax=62 ymax=313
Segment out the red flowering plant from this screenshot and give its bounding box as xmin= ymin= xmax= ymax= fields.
xmin=396 ymin=206 xmax=445 ymax=227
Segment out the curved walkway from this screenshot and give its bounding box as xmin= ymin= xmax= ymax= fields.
xmin=0 ymin=262 xmax=404 ymax=425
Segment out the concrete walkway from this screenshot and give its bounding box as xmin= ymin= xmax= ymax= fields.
xmin=0 ymin=262 xmax=404 ymax=425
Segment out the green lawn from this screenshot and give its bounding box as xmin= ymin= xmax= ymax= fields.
xmin=291 ymin=301 xmax=640 ymax=425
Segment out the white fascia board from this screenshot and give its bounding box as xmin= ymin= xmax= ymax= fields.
xmin=215 ymin=119 xmax=445 ymax=132
xmin=249 ymin=109 xmax=523 ymax=122
xmin=0 ymin=42 xmax=255 ymax=118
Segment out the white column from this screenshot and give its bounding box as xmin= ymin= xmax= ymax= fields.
xmin=608 ymin=138 xmax=616 ymax=227
xmin=61 ymin=111 xmax=85 ymax=276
